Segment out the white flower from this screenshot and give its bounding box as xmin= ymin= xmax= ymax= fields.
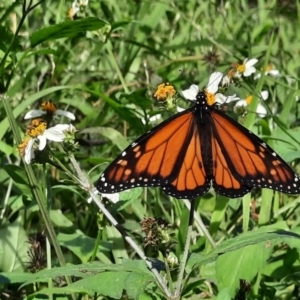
xmin=182 ymin=72 xmax=240 ymax=106
xmin=236 ymin=58 xmax=258 ymax=77
xmin=101 ymin=192 xmax=120 ymax=203
xmin=88 ymin=188 xmax=120 ymax=204
xmin=24 ymin=101 xmax=75 ymax=121
xmin=235 ymin=91 xmax=269 ymax=118
xmin=23 ymin=124 xmax=73 ymax=164
xmin=182 ymin=72 xmax=223 ymax=101
xmin=254 ymin=65 xmax=280 ymax=80
xmin=141 ymin=114 xmax=162 ymax=125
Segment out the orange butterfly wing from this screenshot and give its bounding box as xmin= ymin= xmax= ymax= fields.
xmin=97 ymin=110 xmax=211 ymax=198
xmin=97 ymin=90 xmax=300 ymax=199
xmin=210 ymin=109 xmax=300 ymax=197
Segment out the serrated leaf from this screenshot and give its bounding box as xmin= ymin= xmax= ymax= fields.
xmin=216 ymin=241 xmax=273 ymax=297
xmin=186 ymin=229 xmax=300 ymax=272
xmin=30 ymin=17 xmax=109 ymax=47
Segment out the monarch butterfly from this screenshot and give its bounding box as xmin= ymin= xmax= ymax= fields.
xmin=97 ymin=73 xmax=300 ymax=199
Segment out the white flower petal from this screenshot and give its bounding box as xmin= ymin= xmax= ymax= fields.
xmin=245 ymin=58 xmax=258 ymax=67
xmin=176 ymin=106 xmax=185 ymax=113
xmin=261 ymin=90 xmax=269 ymax=100
xmin=141 ymin=114 xmax=161 ymax=125
xmin=182 ymin=84 xmax=199 ymax=100
xmin=221 ymin=75 xmax=231 ymax=87
xmin=52 ymin=124 xmax=71 ymax=131
xmin=206 ymin=72 xmax=223 ymax=94
xmin=214 ymin=93 xmax=227 ymax=104
xmin=101 ymin=192 xmax=120 ymax=203
xmin=66 ymin=124 xmax=77 ymax=133
xmin=24 ymin=139 xmax=35 ymax=164
xmin=215 ymin=93 xmax=240 ymax=105
xmin=37 ymin=136 xmax=47 ymax=150
xmin=55 ymin=109 xmax=76 ymax=120
xmin=243 ymin=66 xmax=256 ymax=77
xmin=267 ymin=70 xmax=280 ymax=77
xmin=24 ymin=110 xmax=46 ymax=120
xmin=254 ymin=73 xmax=261 ymax=80
xmin=42 ymin=129 xmax=66 ymax=142
xmin=256 ymin=104 xmax=267 ymax=117
xmin=235 ymin=99 xmax=247 ymax=107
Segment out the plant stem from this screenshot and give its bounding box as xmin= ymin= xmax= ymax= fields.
xmin=174 ymin=199 xmax=195 ymax=299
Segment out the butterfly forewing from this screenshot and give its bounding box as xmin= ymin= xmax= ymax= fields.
xmin=97 ymin=110 xmax=198 ymax=195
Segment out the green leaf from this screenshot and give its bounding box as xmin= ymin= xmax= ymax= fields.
xmin=22 ymin=260 xmax=152 ymax=287
xmin=49 ymin=209 xmax=74 ymax=228
xmin=0 ymin=140 xmax=15 ymax=156
xmin=0 ymin=218 xmax=29 ymax=272
xmin=186 ymin=229 xmax=300 ymax=272
xmin=125 ymin=272 xmax=153 ymax=299
xmin=3 ymin=165 xmax=32 ymax=197
xmin=57 ymin=231 xmax=111 ymax=263
xmin=216 ymin=242 xmax=273 ymax=297
xmin=30 ymin=17 xmax=110 ymax=47
xmin=0 ymin=25 xmax=22 ymax=53
xmin=0 ymin=272 xmax=36 ymax=284
xmin=216 ymin=288 xmax=232 ymax=300
xmin=120 ymin=88 xmax=152 ymax=110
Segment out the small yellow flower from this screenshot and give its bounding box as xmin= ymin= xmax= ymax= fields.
xmin=236 ymin=58 xmax=258 ymax=77
xmin=154 ymin=83 xmax=176 ymax=101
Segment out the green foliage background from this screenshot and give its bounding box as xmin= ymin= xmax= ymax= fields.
xmin=1 ymin=0 xmax=300 ymax=299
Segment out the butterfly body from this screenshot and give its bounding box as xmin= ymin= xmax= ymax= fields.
xmin=97 ymin=91 xmax=299 ymax=199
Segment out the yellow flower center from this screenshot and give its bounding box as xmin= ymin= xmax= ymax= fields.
xmin=67 ymin=7 xmax=75 ymax=19
xmin=26 ymin=121 xmax=47 ymax=137
xmin=246 ymin=95 xmax=253 ymax=105
xmin=154 ymin=83 xmax=176 ymax=101
xmin=265 ymin=64 xmax=274 ymax=72
xmin=205 ymin=91 xmax=215 ymax=106
xmin=41 ymin=101 xmax=57 ymax=114
xmin=237 ymin=63 xmax=246 ymax=73
xmin=18 ymin=137 xmax=31 ymax=156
